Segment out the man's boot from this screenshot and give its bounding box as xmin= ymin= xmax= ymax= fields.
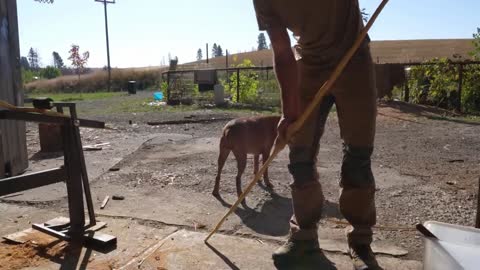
xmin=273 ymin=239 xmax=320 ymax=267
xmin=348 ymin=243 xmax=382 ymax=270
xmin=272 ymin=181 xmax=324 ymax=266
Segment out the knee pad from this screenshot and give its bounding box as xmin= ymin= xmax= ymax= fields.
xmin=288 ymin=162 xmax=319 ymax=186
xmin=340 ymin=144 xmax=375 ymax=189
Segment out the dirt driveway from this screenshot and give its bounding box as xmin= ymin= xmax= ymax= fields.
xmin=2 ymin=92 xmax=480 ymax=265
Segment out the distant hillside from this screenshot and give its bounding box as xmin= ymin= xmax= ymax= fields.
xmin=180 ymin=39 xmax=476 ymax=70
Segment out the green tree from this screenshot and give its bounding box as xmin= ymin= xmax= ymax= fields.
xmin=40 ymin=66 xmax=62 ymax=79
xmin=471 ymin=28 xmax=480 ymax=60
xmin=68 ymin=44 xmax=90 ymax=79
xmin=216 ymin=45 xmax=224 ymax=57
xmin=196 ymin=48 xmax=203 ymax=61
xmin=27 ymin=47 xmax=40 ymax=70
xmin=257 ymin=33 xmax=268 ymax=50
xmin=20 ymin=56 xmax=30 ymax=70
xmin=212 ymin=43 xmax=218 ymax=58
xmin=52 ymin=51 xmax=64 ymax=69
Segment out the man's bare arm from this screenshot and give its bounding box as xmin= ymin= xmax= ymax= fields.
xmin=267 ymin=28 xmax=301 ymax=121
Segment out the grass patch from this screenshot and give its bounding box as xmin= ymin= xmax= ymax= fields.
xmin=27 ymin=92 xmax=124 ymax=102
xmin=426 ymin=114 xmax=480 ymax=125
xmin=104 ymin=97 xmax=197 ymax=114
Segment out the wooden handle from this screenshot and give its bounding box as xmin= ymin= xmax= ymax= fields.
xmin=205 ymin=0 xmax=390 ymax=243
xmin=0 ymin=100 xmax=66 ymax=117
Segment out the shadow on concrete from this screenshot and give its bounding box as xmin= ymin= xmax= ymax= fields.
xmin=205 ymin=242 xmax=240 ymax=270
xmin=274 ymin=250 xmax=337 ymax=270
xmin=33 ymin=234 xmax=116 ymax=270
xmin=30 ymin=151 xmax=63 ymax=161
xmin=214 ymin=186 xmax=343 ymax=237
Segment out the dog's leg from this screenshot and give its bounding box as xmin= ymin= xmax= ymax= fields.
xmin=254 ymin=154 xmax=261 ymax=186
xmin=233 ymin=151 xmax=247 ymax=198
xmin=213 ymin=147 xmax=230 ymax=197
xmin=262 ymin=151 xmax=274 ymax=188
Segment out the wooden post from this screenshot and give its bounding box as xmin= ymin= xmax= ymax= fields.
xmin=166 ymin=71 xmax=171 ymax=102
xmin=404 ymin=69 xmax=410 ymax=102
xmin=226 ymin=50 xmax=229 ymax=68
xmin=206 ymin=43 xmax=209 ymax=64
xmin=0 ymin=0 xmax=28 ymax=176
xmin=457 ymin=64 xmax=464 ymax=112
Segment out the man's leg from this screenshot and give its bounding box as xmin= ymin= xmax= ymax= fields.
xmin=273 ymin=75 xmax=335 ymax=264
xmin=334 ymin=51 xmax=381 ymax=269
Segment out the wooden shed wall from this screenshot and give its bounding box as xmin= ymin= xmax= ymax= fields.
xmin=0 ymin=0 xmax=28 ymax=177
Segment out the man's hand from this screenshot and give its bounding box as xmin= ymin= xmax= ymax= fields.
xmin=277 ymin=115 xmax=296 ymax=144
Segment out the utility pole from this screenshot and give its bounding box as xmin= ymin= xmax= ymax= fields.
xmin=95 ymin=0 xmax=115 ymax=92
xmin=206 ymin=43 xmax=209 ymax=64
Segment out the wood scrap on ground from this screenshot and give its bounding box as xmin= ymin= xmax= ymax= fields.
xmin=100 ymin=196 xmax=110 ymax=209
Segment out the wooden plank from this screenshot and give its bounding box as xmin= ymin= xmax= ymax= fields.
xmin=100 ymin=196 xmax=110 ymax=209
xmin=0 ymin=167 xmax=66 ymax=196
xmin=0 ymin=0 xmax=27 ymax=176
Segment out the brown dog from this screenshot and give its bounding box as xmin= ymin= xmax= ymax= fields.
xmin=213 ymin=115 xmax=280 ymax=197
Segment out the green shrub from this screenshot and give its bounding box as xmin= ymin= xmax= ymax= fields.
xmin=223 ymin=59 xmax=259 ymax=103
xmin=40 ymin=66 xmax=62 ymax=79
xmin=21 ymin=68 xmax=39 ymax=84
xmin=408 ymin=58 xmax=480 ymax=112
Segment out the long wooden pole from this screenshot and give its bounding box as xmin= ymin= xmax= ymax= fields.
xmin=205 ymin=0 xmax=390 ymax=242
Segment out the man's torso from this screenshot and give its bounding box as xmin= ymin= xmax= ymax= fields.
xmin=253 ymin=0 xmax=369 ymax=68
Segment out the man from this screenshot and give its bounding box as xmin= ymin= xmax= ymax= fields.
xmin=252 ymin=0 xmax=379 ymax=269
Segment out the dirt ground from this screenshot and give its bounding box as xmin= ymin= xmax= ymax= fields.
xmin=1 ymin=91 xmax=480 ymax=268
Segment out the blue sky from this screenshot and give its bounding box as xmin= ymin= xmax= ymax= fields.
xmin=17 ymin=0 xmax=480 ymax=68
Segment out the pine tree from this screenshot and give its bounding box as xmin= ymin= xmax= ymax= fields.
xmin=27 ymin=48 xmax=40 ymax=70
xmin=52 ymin=51 xmax=64 ymax=69
xmin=20 ymin=56 xmax=30 ymax=70
xmin=216 ymin=45 xmax=224 ymax=57
xmin=212 ymin=43 xmax=218 ymax=58
xmin=196 ymin=48 xmax=203 ymax=61
xmin=257 ymin=33 xmax=268 ymax=51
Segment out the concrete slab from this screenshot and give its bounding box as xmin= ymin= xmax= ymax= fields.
xmin=94 ymin=186 xmax=264 ymax=234
xmin=0 ymin=203 xmax=60 ymax=238
xmin=120 ymin=230 xmax=422 ymax=270
xmin=4 ymin=131 xmax=156 ymax=203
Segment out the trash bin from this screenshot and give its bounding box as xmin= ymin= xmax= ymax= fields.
xmin=127 ymin=81 xmax=137 ymax=94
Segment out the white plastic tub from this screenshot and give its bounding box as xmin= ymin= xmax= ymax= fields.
xmin=423 ymin=221 xmax=480 ymax=270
